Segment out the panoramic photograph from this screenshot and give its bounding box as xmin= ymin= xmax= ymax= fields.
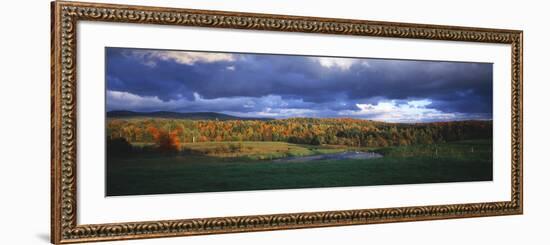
xmin=105 ymin=47 xmax=493 ymax=196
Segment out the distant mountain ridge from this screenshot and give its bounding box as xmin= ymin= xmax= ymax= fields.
xmin=107 ymin=110 xmax=272 ymax=121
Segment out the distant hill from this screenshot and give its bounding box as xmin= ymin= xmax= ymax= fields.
xmin=107 ymin=110 xmax=271 ymax=121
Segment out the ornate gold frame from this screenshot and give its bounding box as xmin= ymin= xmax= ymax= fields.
xmin=51 ymin=1 xmax=523 ymax=243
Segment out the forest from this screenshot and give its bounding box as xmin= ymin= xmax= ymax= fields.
xmin=107 ymin=117 xmax=492 ymax=154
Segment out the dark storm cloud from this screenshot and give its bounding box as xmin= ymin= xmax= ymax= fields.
xmin=106 ymin=47 xmax=493 ymax=121
xmin=346 ymin=59 xmax=493 ymax=114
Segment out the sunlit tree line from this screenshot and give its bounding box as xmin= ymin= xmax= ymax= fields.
xmin=107 ymin=118 xmax=492 ymax=148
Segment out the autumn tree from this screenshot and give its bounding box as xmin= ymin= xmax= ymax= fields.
xmin=148 ymin=126 xmax=181 ymax=152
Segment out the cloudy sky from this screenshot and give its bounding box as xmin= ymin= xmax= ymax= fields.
xmin=106 ymin=47 xmax=493 ymax=123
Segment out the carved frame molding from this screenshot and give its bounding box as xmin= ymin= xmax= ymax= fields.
xmin=51 ymin=1 xmax=523 ymax=243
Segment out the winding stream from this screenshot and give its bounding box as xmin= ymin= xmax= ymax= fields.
xmin=273 ymin=151 xmax=383 ymax=163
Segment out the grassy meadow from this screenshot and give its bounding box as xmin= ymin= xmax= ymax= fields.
xmin=106 ymin=138 xmax=492 ymax=196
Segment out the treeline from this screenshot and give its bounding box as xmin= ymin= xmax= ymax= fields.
xmin=107 ymin=118 xmax=492 ymax=149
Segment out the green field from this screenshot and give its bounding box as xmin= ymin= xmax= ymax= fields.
xmin=106 ymin=139 xmax=492 ymax=196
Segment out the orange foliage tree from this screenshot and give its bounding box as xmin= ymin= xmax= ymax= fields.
xmin=148 ymin=126 xmax=181 ymax=152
